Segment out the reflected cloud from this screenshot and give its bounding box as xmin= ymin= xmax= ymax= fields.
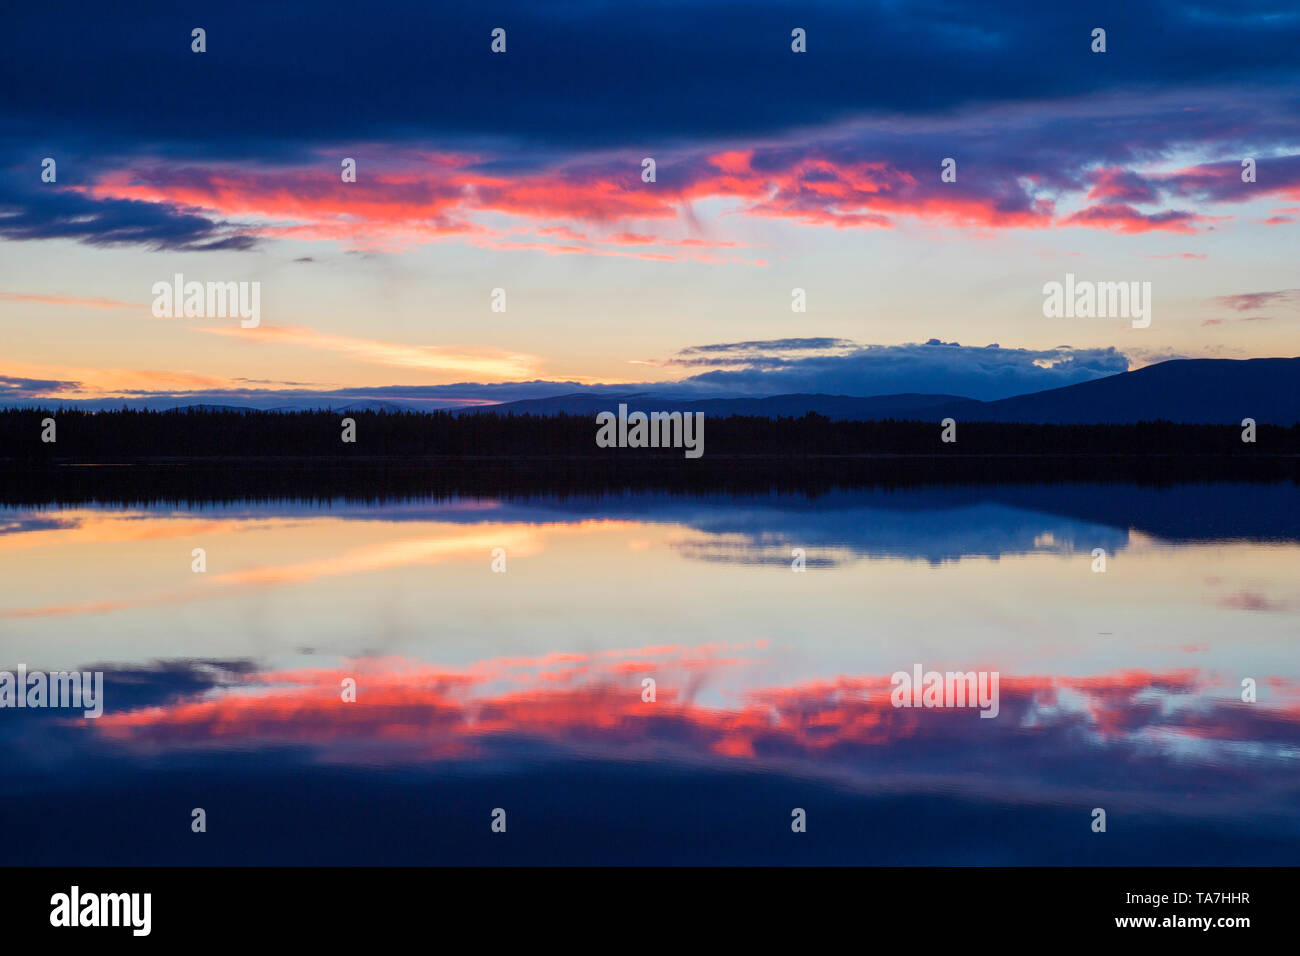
xmin=0 ymin=520 xmax=552 ymax=619
xmin=72 ymin=652 xmax=1300 ymax=821
xmin=3 ymin=484 xmax=1299 ymax=865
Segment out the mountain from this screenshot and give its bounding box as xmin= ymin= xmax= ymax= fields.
xmin=264 ymin=400 xmax=413 ymax=413
xmin=177 ymin=403 xmax=257 ymax=413
xmin=464 ymin=358 xmax=1300 ymax=424
xmin=664 ymin=393 xmax=967 ymax=418
xmin=925 ymin=357 xmax=1300 ymax=424
xmin=180 ymin=400 xmax=413 ymax=413
xmin=18 ymin=358 xmax=1297 ymax=424
xmin=459 ymin=392 xmax=968 ymax=420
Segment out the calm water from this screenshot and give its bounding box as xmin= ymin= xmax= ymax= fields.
xmin=2 ymin=482 xmax=1297 ymax=864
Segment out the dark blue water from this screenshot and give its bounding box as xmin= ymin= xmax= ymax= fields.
xmin=2 ymin=482 xmax=1297 ymax=864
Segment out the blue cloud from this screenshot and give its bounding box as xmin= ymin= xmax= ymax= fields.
xmin=669 ymin=340 xmax=1129 ymax=399
xmin=1 ymin=1 xmax=1296 ymax=157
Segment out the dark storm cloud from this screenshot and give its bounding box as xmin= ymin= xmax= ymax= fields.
xmin=0 ymin=1 xmax=1294 ymax=251
xmin=0 ymin=0 xmax=1296 ymax=157
xmin=0 ymin=174 xmax=256 ymax=250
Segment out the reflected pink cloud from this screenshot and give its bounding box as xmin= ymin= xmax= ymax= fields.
xmin=89 ymin=650 xmax=1300 ymax=797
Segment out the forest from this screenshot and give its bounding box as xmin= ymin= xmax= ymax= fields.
xmin=4 ymin=407 xmax=1297 ymax=460
xmin=2 ymin=407 xmax=1295 ymax=505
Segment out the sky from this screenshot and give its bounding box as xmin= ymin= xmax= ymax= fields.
xmin=1 ymin=0 xmax=1298 ymax=408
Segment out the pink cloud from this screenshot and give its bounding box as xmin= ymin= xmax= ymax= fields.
xmin=75 ymin=146 xmax=1288 ymax=258
xmin=1060 ymin=203 xmax=1208 ymax=234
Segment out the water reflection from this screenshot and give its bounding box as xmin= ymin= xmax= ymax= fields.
xmin=2 ymin=482 xmax=1297 ymax=864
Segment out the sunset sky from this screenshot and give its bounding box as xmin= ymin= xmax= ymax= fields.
xmin=2 ymin=1 xmax=1297 ymax=407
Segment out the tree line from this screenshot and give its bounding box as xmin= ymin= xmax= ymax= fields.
xmin=3 ymin=407 xmax=1298 ymax=460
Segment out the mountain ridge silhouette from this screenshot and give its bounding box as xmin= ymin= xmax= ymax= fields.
xmin=468 ymin=358 xmax=1300 ymax=424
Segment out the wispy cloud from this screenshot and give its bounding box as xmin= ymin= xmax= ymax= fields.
xmin=199 ymin=325 xmax=541 ymax=379
xmin=678 ymin=338 xmax=856 ymax=355
xmin=1212 ymin=289 xmax=1300 ymax=312
xmin=0 ymin=292 xmax=145 ymax=310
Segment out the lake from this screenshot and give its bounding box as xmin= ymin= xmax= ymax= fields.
xmin=2 ymin=480 xmax=1297 ymax=864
